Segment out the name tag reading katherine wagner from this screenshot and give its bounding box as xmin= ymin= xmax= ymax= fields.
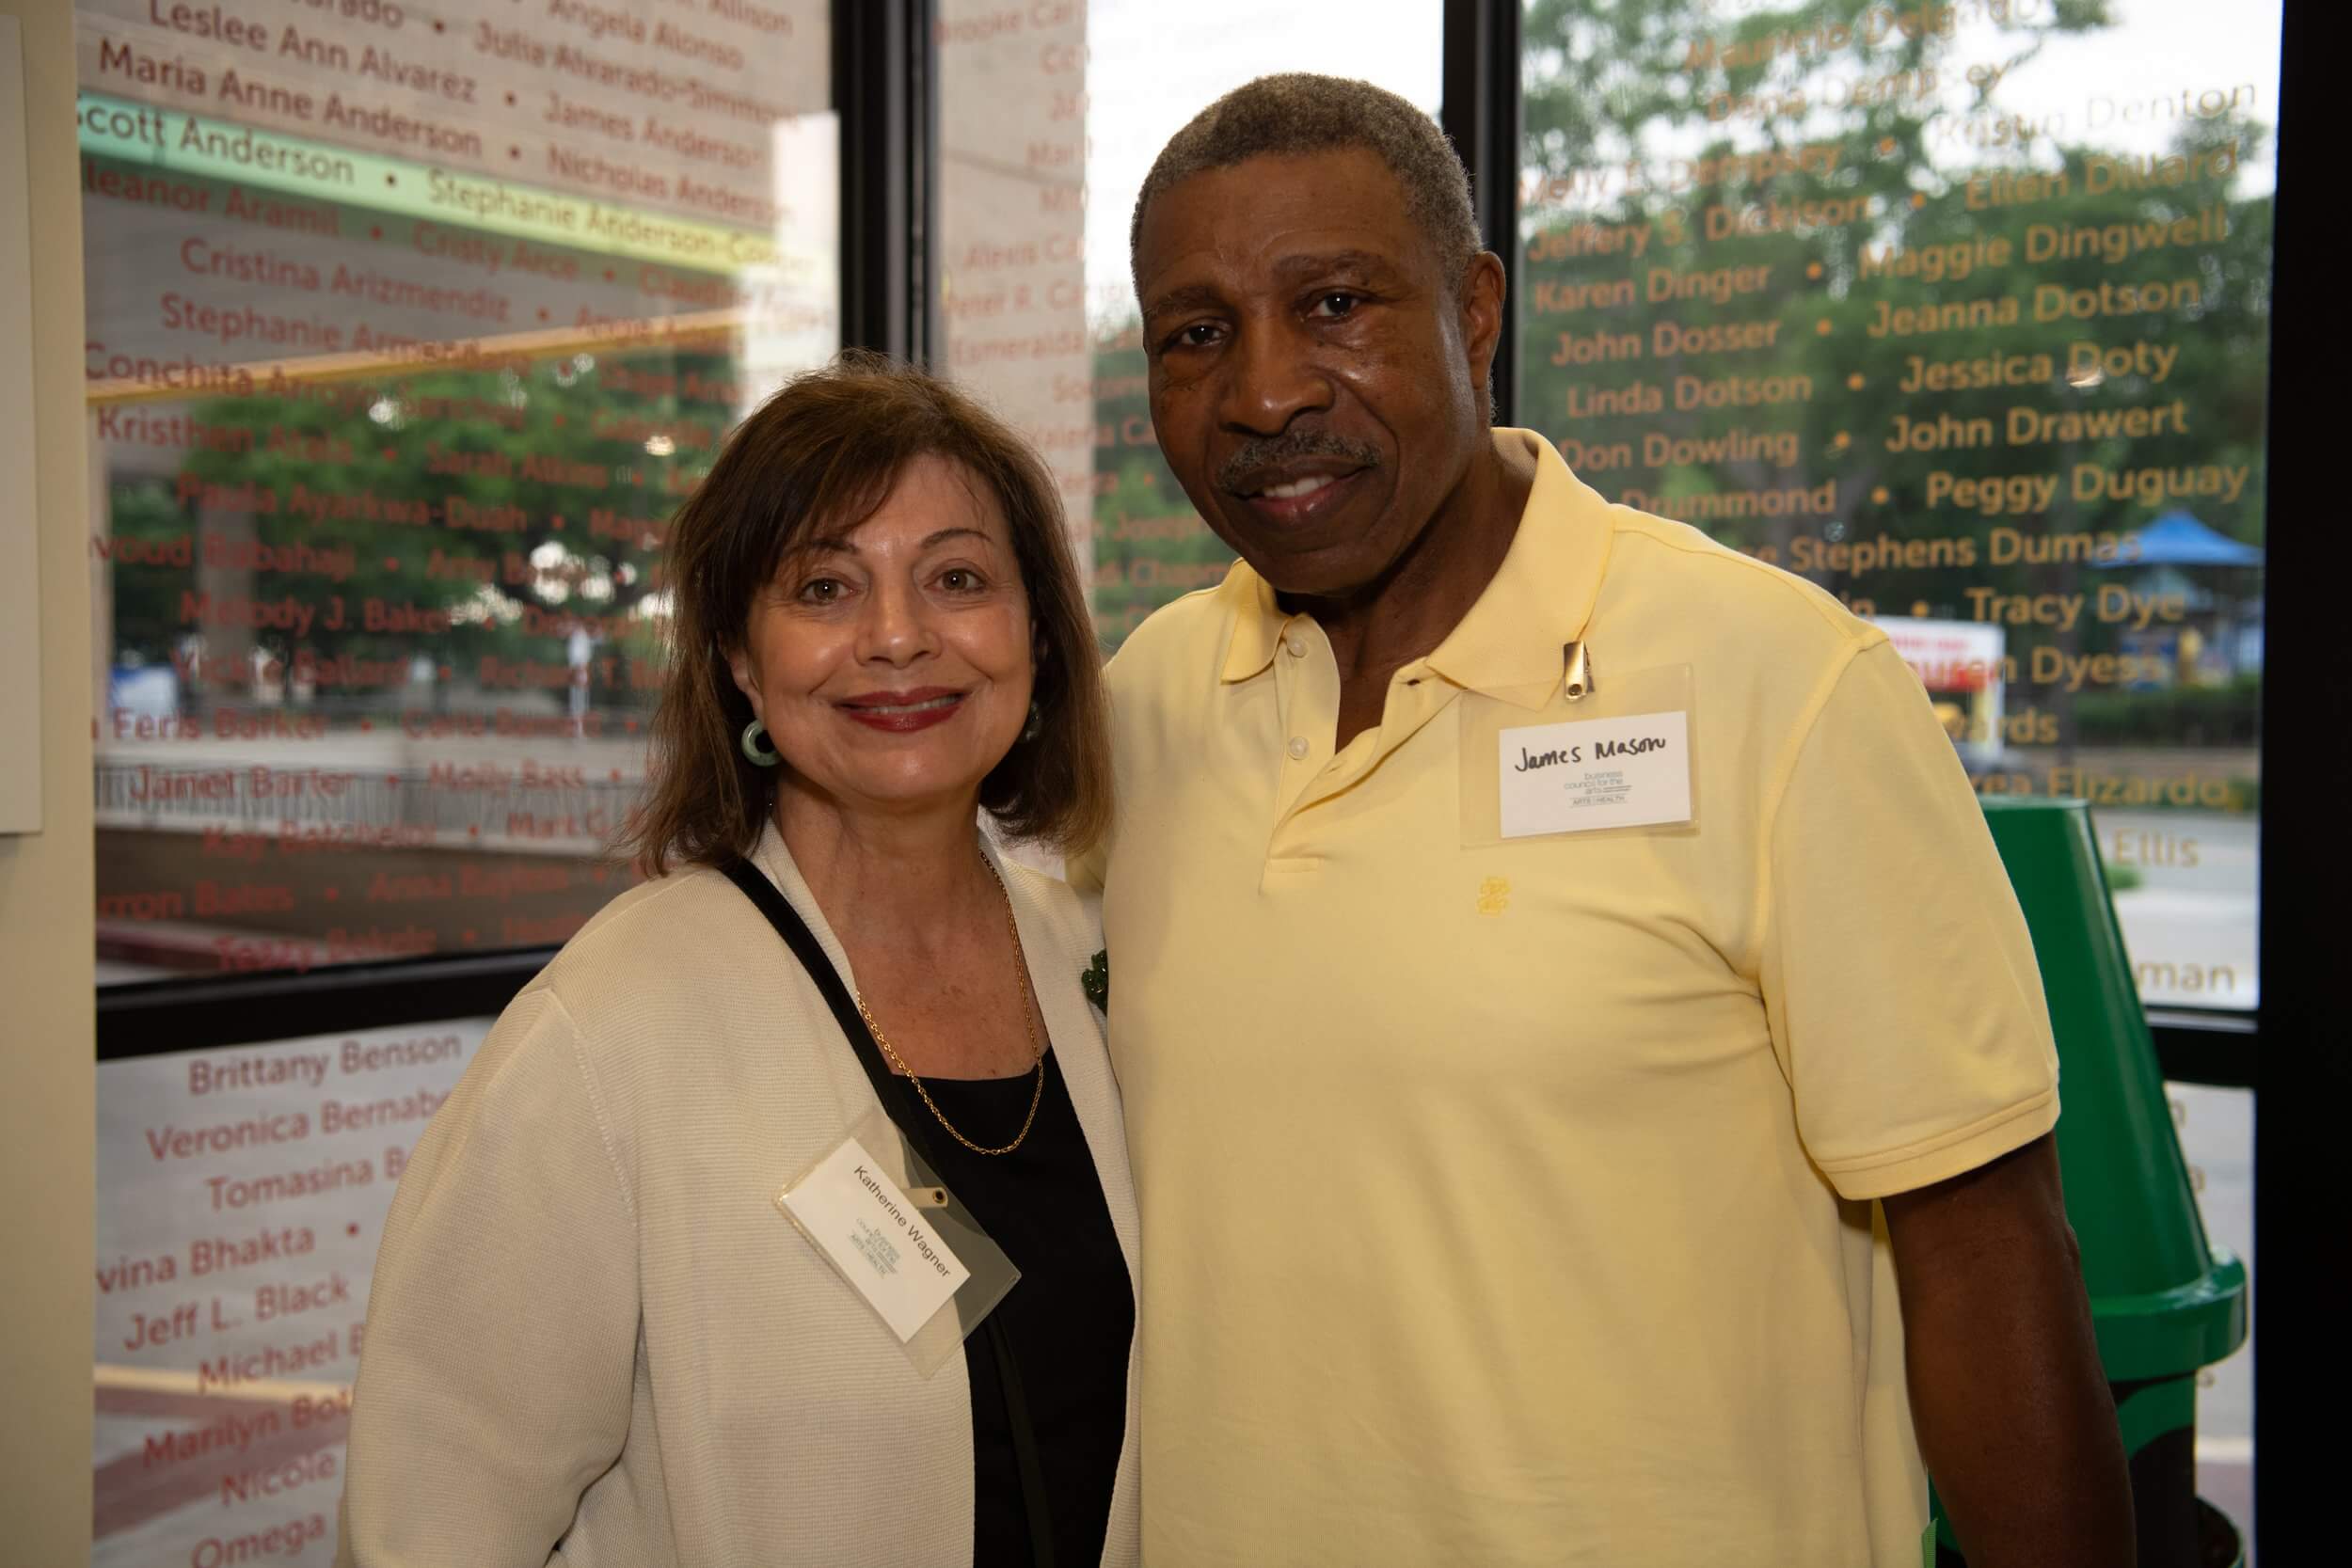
xmin=776 ymin=1137 xmax=972 ymax=1342
xmin=1498 ymin=710 xmax=1692 ymax=837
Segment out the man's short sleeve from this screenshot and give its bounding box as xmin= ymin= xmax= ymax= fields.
xmin=1758 ymin=638 xmax=2060 ymax=1201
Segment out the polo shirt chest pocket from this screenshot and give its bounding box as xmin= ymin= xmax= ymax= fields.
xmin=1441 ymin=662 xmax=1766 ymax=1088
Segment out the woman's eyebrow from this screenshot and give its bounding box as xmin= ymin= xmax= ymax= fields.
xmin=793 ymin=527 xmax=993 ymax=556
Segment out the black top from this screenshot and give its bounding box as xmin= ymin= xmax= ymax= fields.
xmin=920 ymin=1051 xmax=1134 ymax=1568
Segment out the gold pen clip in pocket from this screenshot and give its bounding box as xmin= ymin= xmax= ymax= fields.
xmin=1562 ymin=641 xmax=1595 ymax=702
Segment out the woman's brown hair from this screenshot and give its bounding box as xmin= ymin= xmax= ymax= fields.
xmin=621 ymin=353 xmax=1111 ymax=875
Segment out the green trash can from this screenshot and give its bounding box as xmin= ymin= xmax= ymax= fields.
xmin=1930 ymin=799 xmax=2247 ymax=1567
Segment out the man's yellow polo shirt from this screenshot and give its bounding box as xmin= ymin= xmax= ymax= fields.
xmin=1088 ymin=429 xmax=2060 ymax=1566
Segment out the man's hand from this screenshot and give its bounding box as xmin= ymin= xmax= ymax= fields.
xmin=1881 ymin=1132 xmax=2134 ymax=1567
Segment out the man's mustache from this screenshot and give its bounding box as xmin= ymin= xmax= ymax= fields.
xmin=1217 ymin=431 xmax=1383 ymax=496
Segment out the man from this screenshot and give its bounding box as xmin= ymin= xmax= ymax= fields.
xmin=1083 ymin=74 xmax=2132 ymax=1565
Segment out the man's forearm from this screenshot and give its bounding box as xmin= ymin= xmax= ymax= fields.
xmin=1883 ymin=1135 xmax=2134 ymax=1567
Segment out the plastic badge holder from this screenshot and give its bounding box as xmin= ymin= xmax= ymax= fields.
xmin=1457 ymin=660 xmax=1702 ymax=847
xmin=774 ymin=1108 xmax=1021 ymax=1378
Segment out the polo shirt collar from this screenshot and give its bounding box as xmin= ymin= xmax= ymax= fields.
xmin=1216 ymin=564 xmax=1289 ymax=683
xmin=1216 ymin=429 xmax=1611 ymax=708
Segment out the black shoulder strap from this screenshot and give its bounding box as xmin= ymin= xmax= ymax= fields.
xmin=720 ymin=860 xmax=1057 ymax=1568
xmin=721 ymin=859 xmax=925 ymax=1145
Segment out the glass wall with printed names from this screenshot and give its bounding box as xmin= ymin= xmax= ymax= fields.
xmin=1514 ymin=0 xmax=2274 ymax=1019
xmin=83 ymin=0 xmax=836 ymax=986
xmin=72 ymin=0 xmax=2282 ymax=1557
xmin=77 ymin=0 xmax=835 ymax=1560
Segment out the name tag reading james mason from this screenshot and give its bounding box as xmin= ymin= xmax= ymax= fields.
xmin=1498 ymin=711 xmax=1692 ymax=837
xmin=777 ymin=1137 xmax=972 ymax=1342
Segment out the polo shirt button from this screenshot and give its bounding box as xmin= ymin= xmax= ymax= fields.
xmin=1287 ymin=736 xmax=1310 ymax=760
xmin=1284 ymin=635 xmax=1307 ymax=657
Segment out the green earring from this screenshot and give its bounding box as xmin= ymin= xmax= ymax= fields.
xmin=740 ymin=719 xmax=780 ymax=767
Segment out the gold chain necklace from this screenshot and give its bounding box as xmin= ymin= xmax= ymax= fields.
xmin=854 ymin=855 xmax=1045 ymax=1156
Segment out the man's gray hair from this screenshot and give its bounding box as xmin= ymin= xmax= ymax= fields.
xmin=1130 ymin=74 xmax=1484 ymax=295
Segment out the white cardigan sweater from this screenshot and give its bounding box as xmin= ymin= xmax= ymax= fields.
xmin=335 ymin=827 xmax=1141 ymax=1567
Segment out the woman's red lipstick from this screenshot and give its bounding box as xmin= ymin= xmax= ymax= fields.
xmin=837 ymin=687 xmax=967 ymax=733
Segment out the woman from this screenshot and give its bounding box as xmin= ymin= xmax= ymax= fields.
xmin=336 ymin=356 xmax=1136 ymax=1567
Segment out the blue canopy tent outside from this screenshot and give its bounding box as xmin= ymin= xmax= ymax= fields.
xmin=2095 ymin=510 xmax=2265 ymax=568
xmin=2090 ymin=511 xmax=2265 ymax=688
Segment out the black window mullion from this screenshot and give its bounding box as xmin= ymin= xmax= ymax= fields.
xmin=835 ymin=0 xmax=939 ymax=365
xmin=2251 ymin=0 xmax=2344 ymax=1551
xmin=1440 ymin=0 xmax=1523 ymax=429
xmin=96 ymin=951 xmax=554 ymax=1059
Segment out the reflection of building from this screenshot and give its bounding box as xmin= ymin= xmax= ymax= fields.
xmin=2091 ymin=511 xmax=2264 ymax=689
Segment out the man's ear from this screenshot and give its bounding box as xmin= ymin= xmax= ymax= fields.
xmin=1459 ymin=250 xmax=1507 ymax=405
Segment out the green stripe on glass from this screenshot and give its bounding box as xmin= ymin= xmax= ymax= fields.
xmin=75 ymin=93 xmax=777 ymax=273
